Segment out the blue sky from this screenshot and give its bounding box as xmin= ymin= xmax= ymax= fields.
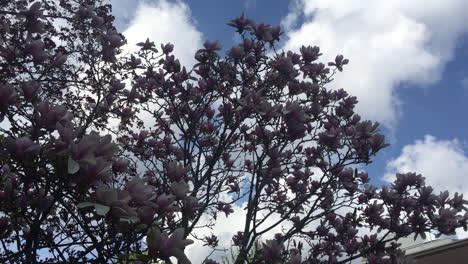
xmin=109 ymin=0 xmax=468 ymax=260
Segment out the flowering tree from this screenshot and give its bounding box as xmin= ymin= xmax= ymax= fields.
xmin=0 ymin=1 xmax=467 ymax=264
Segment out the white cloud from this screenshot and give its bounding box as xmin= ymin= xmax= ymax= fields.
xmin=121 ymin=0 xmax=203 ymax=68
xmin=281 ymin=0 xmax=468 ymax=127
xmin=384 ymin=135 xmax=468 ymax=238
xmin=384 ymin=135 xmax=468 ymax=194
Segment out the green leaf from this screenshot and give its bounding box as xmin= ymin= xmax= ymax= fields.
xmin=94 ymin=203 xmax=110 ymax=216
xmin=81 ymin=157 xmax=97 ymax=165
xmin=120 ymin=216 xmax=140 ymax=224
xmin=68 ymin=156 xmax=80 ymax=174
xmin=77 ymin=202 xmax=95 ymax=208
xmin=77 ymin=202 xmax=110 ymax=216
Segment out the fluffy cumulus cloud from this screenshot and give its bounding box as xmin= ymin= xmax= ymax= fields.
xmin=120 ymin=0 xmax=203 ymax=67
xmin=384 ymin=135 xmax=468 ymax=238
xmin=281 ymin=0 xmax=468 ymax=127
xmin=384 ymin=135 xmax=468 ymax=194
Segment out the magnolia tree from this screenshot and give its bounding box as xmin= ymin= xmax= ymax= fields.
xmin=0 ymin=1 xmax=467 ymax=264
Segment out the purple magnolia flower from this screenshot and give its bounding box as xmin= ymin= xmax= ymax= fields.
xmin=110 ymin=200 xmax=137 ymax=219
xmin=109 ymin=79 xmax=126 ymax=92
xmin=300 ymin=45 xmax=321 ymax=64
xmin=96 ymin=184 xmax=118 ymax=206
xmin=328 ymin=54 xmax=349 ymax=72
xmin=137 ymin=38 xmax=157 ymax=52
xmin=81 ymin=158 xmax=112 ymax=182
xmin=182 ymin=196 xmax=201 ymax=216
xmin=91 ymin=14 xmax=104 ymax=28
xmin=22 ymin=2 xmax=43 ymax=19
xmin=227 ymin=14 xmax=251 ymax=33
xmin=161 ymin=43 xmax=174 ymax=54
xmin=3 ymin=136 xmax=40 ymax=159
xmin=217 ymin=202 xmax=234 ymax=217
xmin=34 ymin=103 xmax=73 ymax=131
xmin=250 ymin=22 xmax=273 ymax=42
xmin=73 ymin=4 xmax=94 ymax=20
xmin=147 ymin=227 xmax=193 ymax=264
xmin=24 ymin=39 xmax=47 ymax=64
xmin=203 ymin=40 xmax=222 ymax=53
xmin=450 ymin=192 xmax=468 ymax=210
xmin=112 ymin=159 xmax=130 ymax=173
xmin=245 ymin=54 xmax=257 ymax=67
xmin=105 ymin=31 xmax=124 ymax=48
xmin=261 ymin=239 xmax=284 ymax=262
xmin=228 ymin=46 xmax=245 ymax=63
xmin=156 ymin=194 xmax=178 ymax=213
xmin=93 ymin=134 xmax=118 ymax=158
xmin=171 ymin=180 xmax=190 ymax=199
xmin=271 ymin=25 xmax=283 ymax=42
xmin=124 ymin=177 xmax=155 ymax=204
xmin=164 ymin=55 xmax=181 ymax=73
xmin=203 ymin=234 xmax=219 ymax=247
xmin=273 ymin=54 xmax=295 ymax=77
xmin=0 ymin=83 xmax=19 ymax=109
xmin=288 ymin=252 xmax=302 ymax=264
xmin=20 ymin=80 xmax=42 ymax=101
xmin=232 ymin=231 xmax=244 ymax=246
xmin=128 ymin=55 xmax=142 ymax=69
xmin=283 ymin=102 xmax=307 ymax=139
xmin=21 ymin=2 xmax=45 ymax=33
xmin=119 ymin=107 xmax=135 ymax=122
xmin=137 ymin=205 xmax=156 ymax=224
xmin=165 ymin=162 xmax=187 ymax=182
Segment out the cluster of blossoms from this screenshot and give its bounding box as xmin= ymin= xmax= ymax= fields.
xmin=0 ymin=1 xmax=467 ymax=264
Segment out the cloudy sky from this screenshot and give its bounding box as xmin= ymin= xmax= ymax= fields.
xmin=109 ymin=0 xmax=468 ymax=261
